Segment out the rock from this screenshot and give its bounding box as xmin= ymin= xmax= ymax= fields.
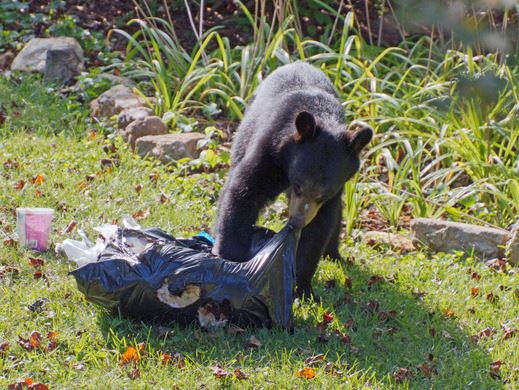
xmin=363 ymin=231 xmax=415 ymax=253
xmin=0 ymin=51 xmax=14 ymax=70
xmin=410 ymin=218 xmax=509 ymax=259
xmin=43 ymin=48 xmax=83 ymax=83
xmin=136 ymin=133 xmax=205 ymax=163
xmin=11 ymin=37 xmax=83 ymax=74
xmin=90 ymin=85 xmax=146 ymax=118
xmin=117 ymin=107 xmax=153 ymax=129
xmin=123 ymin=116 xmax=168 ymax=149
xmin=506 ymin=220 xmax=519 ymax=265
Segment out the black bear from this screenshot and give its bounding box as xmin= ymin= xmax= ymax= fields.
xmin=214 ymin=62 xmax=372 ymax=297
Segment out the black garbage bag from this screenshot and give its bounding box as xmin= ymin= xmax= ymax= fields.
xmin=70 ymin=224 xmax=300 ymax=329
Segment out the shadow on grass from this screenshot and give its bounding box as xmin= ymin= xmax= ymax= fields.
xmin=96 ymin=261 xmax=500 ymax=388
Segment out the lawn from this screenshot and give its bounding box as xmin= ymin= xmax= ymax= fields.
xmin=1 ymin=75 xmax=518 ymax=389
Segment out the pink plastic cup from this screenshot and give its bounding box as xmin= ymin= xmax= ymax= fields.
xmin=16 ymin=208 xmax=54 ymax=251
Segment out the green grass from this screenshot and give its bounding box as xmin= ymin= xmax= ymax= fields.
xmin=1 ymin=72 xmax=518 ymax=389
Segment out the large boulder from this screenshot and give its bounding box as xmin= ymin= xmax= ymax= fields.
xmin=136 ymin=133 xmax=205 ymax=163
xmin=90 ymin=85 xmax=147 ymax=118
xmin=43 ymin=48 xmax=83 ymax=83
xmin=122 ymin=116 xmax=168 ymax=149
xmin=11 ymin=37 xmax=83 ymax=82
xmin=410 ymin=218 xmax=509 ymax=259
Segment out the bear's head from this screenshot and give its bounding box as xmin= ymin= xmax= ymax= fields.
xmin=283 ymin=111 xmax=372 ymax=229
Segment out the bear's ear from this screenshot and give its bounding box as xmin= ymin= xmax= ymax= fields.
xmin=346 ymin=126 xmax=373 ymax=154
xmin=294 ymin=111 xmax=317 ymax=142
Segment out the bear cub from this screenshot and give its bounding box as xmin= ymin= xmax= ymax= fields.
xmin=214 ymin=62 xmax=372 ymax=297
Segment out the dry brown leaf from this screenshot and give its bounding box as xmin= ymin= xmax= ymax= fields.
xmin=442 ymin=308 xmax=456 ymax=318
xmin=31 ymin=175 xmax=44 ymax=185
xmin=135 ymin=184 xmax=143 ymax=193
xmin=14 ymin=179 xmax=25 ymax=190
xmin=304 ymin=354 xmax=325 ymax=367
xmin=28 ymin=257 xmax=44 ymax=267
xmin=393 ymin=367 xmax=413 ymax=383
xmin=234 ymin=368 xmax=248 ymax=380
xmin=296 ymin=367 xmax=316 ymax=379
xmin=471 ymin=287 xmax=480 ymax=297
xmin=120 ymin=346 xmax=140 ymax=365
xmin=128 ymin=366 xmax=140 ymax=380
xmin=322 ymin=311 xmax=333 ymax=323
xmin=63 ymin=221 xmax=77 ymax=234
xmin=132 ymin=209 xmax=150 ymax=220
xmin=212 ymin=364 xmax=230 ymax=379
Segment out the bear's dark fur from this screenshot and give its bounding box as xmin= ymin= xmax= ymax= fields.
xmin=214 ymin=62 xmax=372 ymax=297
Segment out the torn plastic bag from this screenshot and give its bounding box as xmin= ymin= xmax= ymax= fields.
xmin=69 ymin=224 xmax=300 ymax=329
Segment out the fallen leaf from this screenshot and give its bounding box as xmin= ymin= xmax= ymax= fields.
xmin=296 ymin=367 xmax=316 ymax=379
xmin=89 ymin=131 xmax=98 ymax=140
xmin=34 ymin=189 xmax=42 ymax=198
xmin=322 ymin=311 xmax=334 ymax=323
xmin=486 ymin=292 xmax=499 ymax=303
xmin=3 ymin=159 xmax=19 ymax=169
xmin=28 ymin=257 xmax=44 ymax=267
xmin=487 ymin=258 xmax=507 ymax=272
xmin=479 ymin=327 xmax=495 ymax=339
xmin=33 ymin=271 xmax=43 ymax=279
xmin=503 ymin=327 xmax=517 ymax=340
xmin=14 ymin=179 xmax=25 ymax=190
xmin=245 ymin=335 xmax=262 ymax=349
xmin=339 ymin=332 xmax=351 ymax=344
xmin=128 ymin=366 xmax=140 ymax=380
xmin=8 ymin=378 xmax=49 ymax=390
xmin=442 ymin=308 xmax=456 ymax=318
xmin=160 ymin=352 xmax=185 ymax=368
xmin=31 ymin=175 xmax=44 ymax=185
xmin=29 ymin=331 xmax=42 ymax=348
xmin=366 ymin=300 xmax=379 ymax=313
xmin=62 ymin=221 xmax=77 ymax=234
xmin=304 ymin=354 xmax=325 ymax=367
xmin=471 ymin=271 xmax=481 ymax=281
xmin=159 ymin=193 xmax=169 ymax=204
xmin=149 ymin=172 xmax=159 ymax=182
xmin=489 ymin=360 xmax=502 ymax=379
xmin=120 ymin=346 xmax=140 ymax=365
xmin=212 ymin=364 xmax=230 ymax=379
xmin=0 ymin=341 xmax=9 ymax=353
xmin=417 ymin=362 xmax=434 ymax=378
xmin=324 ymin=362 xmax=344 ymax=377
xmin=132 ymin=209 xmax=150 ymax=220
xmin=44 ymin=340 xmax=57 ymax=352
xmin=3 ymin=238 xmax=17 ymax=248
xmin=234 ymin=368 xmax=248 ymax=380
xmin=471 ymin=287 xmax=480 ymax=297
xmin=135 ymin=184 xmax=143 ymax=193
xmin=393 ymin=367 xmax=413 ymax=383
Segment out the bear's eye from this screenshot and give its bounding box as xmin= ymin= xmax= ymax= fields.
xmin=293 ymin=184 xmax=302 ymax=196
